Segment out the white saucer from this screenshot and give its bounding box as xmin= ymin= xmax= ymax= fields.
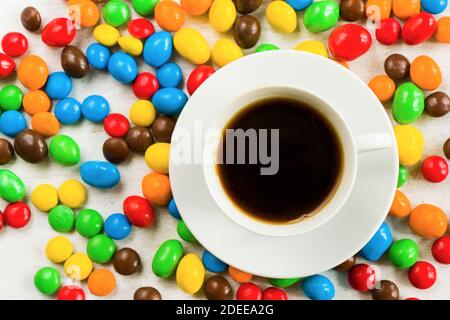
xmin=169 ymin=51 xmax=398 ymax=278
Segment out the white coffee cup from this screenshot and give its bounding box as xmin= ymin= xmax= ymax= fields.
xmin=203 ymin=86 xmax=392 ymax=237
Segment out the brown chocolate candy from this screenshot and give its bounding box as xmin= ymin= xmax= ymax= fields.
xmin=134 ymin=287 xmax=162 ymax=300
xmin=371 ymin=280 xmax=400 ymax=300
xmin=0 ymin=138 xmax=14 ymax=165
xmin=21 ymin=6 xmax=42 ymax=32
xmin=113 ymin=247 xmax=141 ymax=275
xmin=14 ymin=129 xmax=48 ymax=163
xmin=234 ymin=15 xmax=261 ymax=49
xmin=384 ymin=54 xmax=410 ymax=81
xmin=125 ymin=127 xmax=154 ymax=153
xmin=103 ymin=138 xmax=129 ymax=164
xmin=334 ymin=255 xmax=356 ymax=272
xmin=151 ymin=116 xmax=176 ymax=143
xmin=425 ymin=92 xmax=450 ymax=117
xmin=204 ymin=275 xmax=233 ymax=300
xmin=233 ymin=0 xmax=263 ymax=14
xmin=61 ymin=46 xmax=89 ymax=78
xmin=340 ymin=0 xmax=365 ymax=22
xmin=444 ymin=138 xmax=450 ymax=160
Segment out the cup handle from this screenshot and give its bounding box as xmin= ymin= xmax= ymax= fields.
xmin=356 ymin=132 xmax=392 ymax=154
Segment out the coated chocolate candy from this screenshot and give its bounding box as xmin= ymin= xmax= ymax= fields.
xmin=371 ymin=280 xmax=400 ymax=300
xmin=125 ymin=126 xmax=154 ymax=153
xmin=334 ymin=255 xmax=356 ymax=272
xmin=384 ymin=54 xmax=410 ymax=80
xmin=61 ymin=46 xmax=89 ymax=78
xmin=233 ymin=0 xmax=262 ymax=14
xmin=151 ymin=116 xmax=176 ymax=143
xmin=21 ymin=7 xmax=41 ymax=32
xmin=444 ymin=138 xmax=450 ymax=160
xmin=340 ymin=0 xmax=365 ymax=22
xmin=14 ymin=129 xmax=48 ymax=163
xmin=134 ymin=287 xmax=162 ymax=300
xmin=233 ymin=15 xmax=261 ymax=49
xmin=112 ymin=247 xmax=141 ymax=276
xmin=0 ymin=138 xmax=14 ymax=164
xmin=204 ymin=275 xmax=233 ymax=300
xmin=425 ymin=92 xmax=450 ymax=117
xmin=102 ymin=138 xmax=129 ymax=164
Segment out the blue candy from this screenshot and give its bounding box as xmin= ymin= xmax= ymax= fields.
xmin=81 ymin=95 xmax=110 ymax=123
xmin=104 ymin=213 xmax=132 ymax=240
xmin=168 ymin=198 xmax=181 ymax=220
xmin=156 ymin=62 xmax=182 ymax=88
xmin=80 ymin=161 xmax=121 ymax=188
xmin=286 ymin=0 xmax=313 ymax=11
xmin=108 ymin=52 xmax=138 ymax=84
xmin=202 ymin=250 xmax=228 ymax=273
xmin=152 ymin=88 xmax=188 ymax=115
xmin=54 ymin=97 xmax=82 ymax=125
xmin=0 ymin=110 xmax=26 ymax=137
xmin=421 ymin=0 xmax=448 ymax=14
xmin=301 ymin=275 xmax=335 ymax=300
xmin=86 ymin=43 xmax=111 ymax=70
xmin=45 ymin=72 xmax=72 ymax=100
xmin=143 ymin=31 xmax=173 ymax=68
xmin=359 ymin=222 xmax=393 ymax=262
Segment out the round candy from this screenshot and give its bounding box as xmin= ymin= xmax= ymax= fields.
xmin=0 ymin=139 xmax=14 ymax=165
xmin=112 ymin=247 xmax=141 ymax=275
xmin=152 ymin=88 xmax=188 ymax=115
xmin=21 ymin=6 xmax=42 ymax=32
xmin=118 ymin=35 xmax=144 ymax=56
xmin=46 ymin=236 xmax=73 ymax=264
xmin=132 ymin=72 xmax=159 ymax=99
xmin=301 ymin=275 xmax=335 ymax=300
xmin=432 ymin=236 xmax=450 ymax=264
xmin=17 ymin=55 xmax=48 ymax=90
xmin=294 ymin=40 xmax=328 ymax=58
xmin=0 ymin=110 xmax=26 ymax=137
xmin=334 ymin=256 xmax=356 ymax=272
xmin=102 ymin=0 xmax=131 ymax=27
xmin=263 ymin=287 xmax=288 ymax=300
xmin=388 ymin=238 xmax=419 ymax=268
xmin=359 ymin=222 xmax=393 ymax=262
xmin=104 ymin=113 xmax=130 ymax=138
xmin=402 ymin=12 xmax=437 ymax=45
xmin=376 ymin=18 xmax=402 ymax=45
xmin=93 ymin=24 xmax=121 ymax=47
xmin=156 ymin=62 xmax=182 ymax=88
xmin=86 ymin=43 xmax=111 ymax=70
xmin=398 ymin=164 xmax=408 ymax=187
xmin=181 ymin=0 xmax=212 ymax=15
xmin=81 ymin=95 xmax=110 ymax=122
xmin=255 ymin=43 xmax=280 ymax=53
xmin=385 ymin=53 xmax=410 ymax=80
xmin=340 ymin=0 xmax=365 ymax=21
xmin=41 ymin=18 xmax=76 ymax=47
xmin=187 ymin=65 xmax=215 ymax=95
xmin=371 ymin=280 xmax=399 ymax=300
xmin=236 ymin=283 xmax=262 ymax=300
xmin=55 ymin=98 xmax=82 ymax=125
xmin=233 ymin=15 xmax=261 ymax=49
xmin=49 ymin=135 xmax=80 ymax=166
xmin=64 ymin=252 xmax=93 ymax=280
xmin=265 ymin=0 xmax=297 ymax=33
xmin=34 ymin=267 xmax=60 ymax=295
xmin=366 ymin=0 xmax=392 ymax=21
xmin=2 ymin=32 xmax=28 ymax=57
xmin=155 ymin=0 xmax=185 ymax=31
xmin=269 ymin=277 xmax=301 ymax=288
xmin=328 ymin=24 xmax=372 ymax=61
xmin=212 ymin=38 xmax=244 ymax=67
xmin=134 ymin=287 xmax=162 ymax=300
xmin=76 ymin=208 xmax=103 ymax=238
xmin=45 ymin=72 xmax=72 ymax=100
xmin=142 ymin=172 xmax=172 ymax=206
xmin=123 ymin=195 xmax=154 ymax=227
xmin=394 ymin=125 xmax=424 ymax=166
xmin=410 ymin=55 xmax=442 ymax=91
xmin=422 ymin=0 xmax=448 ymax=14
xmin=409 ymin=203 xmax=447 ymax=238
xmin=48 ymin=205 xmax=75 ymax=232
xmin=152 ymin=239 xmax=184 ymax=278
xmin=128 ymin=18 xmax=155 ymax=39
xmin=202 ymin=250 xmax=227 ymax=273
xmin=0 ymin=85 xmax=22 ymax=111
xmin=31 ymin=184 xmax=58 ymax=212
xmin=58 ymin=179 xmax=86 ymax=208
xmin=132 ymin=0 xmax=159 ymax=16
xmin=143 ymin=31 xmax=173 ymax=68
xmin=0 ymin=169 xmax=26 ymax=202
xmin=88 ymin=269 xmax=116 ymax=296
xmin=87 ymin=234 xmax=116 ymax=263
xmin=130 ymin=100 xmax=156 ymax=128
xmin=80 ymin=161 xmax=121 ymax=188
xmin=228 ymin=266 xmax=253 ymax=283
xmin=168 ymin=198 xmax=181 ymax=219
xmin=393 ymin=0 xmax=420 ymax=19
xmin=392 ymin=82 xmax=424 ymax=124
xmin=0 ymin=53 xmax=15 ymax=78
xmin=436 ymin=17 xmax=450 ymax=43
xmin=177 ymin=219 xmax=197 ymax=243
xmin=389 ymin=189 xmax=411 ymax=218
xmin=104 ymin=213 xmax=132 ymax=240
xmin=108 ymin=52 xmax=138 ymax=84
xmin=204 ymin=275 xmax=233 ymax=300
xmin=31 ymin=112 xmax=60 ymax=137
xmin=303 ymin=1 xmax=339 ymax=33
xmin=348 ymin=263 xmax=376 ymax=291
xmin=4 ymin=202 xmax=30 ymax=228
xmin=13 ymin=129 xmax=48 ymax=163
xmin=151 ymin=115 xmax=176 ymax=142
xmin=425 ymin=92 xmax=450 ymax=117
xmin=67 ymin=0 xmax=100 ymax=27
xmin=408 ymin=261 xmax=436 ymax=289
xmin=234 ymin=0 xmax=262 ymax=13
xmin=61 ymin=45 xmax=89 ymax=78
xmin=103 ymin=138 xmax=129 ymax=164
xmin=57 ymin=285 xmax=85 ymax=300
xmin=422 ymin=155 xmax=448 ymax=183
xmin=144 ymin=142 xmax=170 ymax=174
xmin=368 ymin=75 xmax=395 ymax=102
xmin=125 ymin=126 xmax=154 ymax=153
xmin=209 ymin=0 xmax=237 ymax=32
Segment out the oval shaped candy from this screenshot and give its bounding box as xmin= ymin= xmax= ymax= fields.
xmin=301 ymin=275 xmax=335 ymax=300
xmin=143 ymin=31 xmax=173 ymax=68
xmin=156 ymin=62 xmax=182 ymax=88
xmin=128 ymin=18 xmax=155 ymax=39
xmin=266 ymin=0 xmax=297 ymax=33
xmin=402 ymin=12 xmax=437 ymax=45
xmin=174 ymin=28 xmax=210 ymax=65
xmin=286 ymin=0 xmax=312 ymax=11
xmin=376 ymin=18 xmax=402 ymax=45
xmin=61 ymin=45 xmax=89 ymax=78
xmin=45 ymin=72 xmax=73 ymax=100
xmin=0 ymin=110 xmax=27 ymax=137
xmin=410 ymin=55 xmax=442 ymax=91
xmin=108 ymin=52 xmax=138 ymax=84
xmin=155 ymin=0 xmax=185 ymax=32
xmin=409 ymin=204 xmax=447 ymax=238
xmin=123 ymin=195 xmax=154 ymax=228
xmin=421 ymin=0 xmax=448 ymax=14
xmin=392 ymin=82 xmax=424 ymax=124
xmin=86 ymin=43 xmax=111 ymax=70
xmin=366 ymin=0 xmax=392 ymax=21
xmin=118 ymin=36 xmax=143 ymax=56
xmin=102 ymin=0 xmax=131 ymax=27
xmin=41 ymin=18 xmax=76 ymax=47
xmin=152 ymin=239 xmax=184 ymax=278
xmin=209 ymin=0 xmax=237 ymax=32
xmin=176 ymin=253 xmax=205 ymax=294
xmin=152 ymin=88 xmax=187 ymax=115
xmin=359 ymin=222 xmax=393 ymax=261
xmin=0 ymin=53 xmax=15 ymax=79
xmin=17 ymin=55 xmax=48 ymax=90
xmin=303 ymin=1 xmax=339 ymax=33
xmin=0 ymin=169 xmax=26 ymax=202
xmin=394 ymin=125 xmax=424 ymax=166
xmin=388 ymin=238 xmax=419 ymax=268
xmin=393 ymin=0 xmax=420 ymax=20
xmin=93 ymin=24 xmax=120 ymax=47
xmin=233 ymin=15 xmax=261 ymax=49
xmin=329 ymin=24 xmax=372 ymax=61
xmin=49 ymin=135 xmax=80 ymax=166
xmin=202 ymin=250 xmax=227 ymax=273
xmin=187 ymin=65 xmax=215 ymax=95
xmin=212 ymin=38 xmax=243 ymax=67
xmin=80 ymin=161 xmax=121 ymax=189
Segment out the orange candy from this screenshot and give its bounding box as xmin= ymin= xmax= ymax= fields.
xmin=180 ymin=0 xmax=213 ymax=15
xmin=409 ymin=204 xmax=448 ymax=238
xmin=393 ymin=0 xmax=420 ymax=20
xmin=87 ymin=269 xmax=116 ymax=296
xmin=68 ymin=0 xmax=100 ymax=27
xmin=389 ymin=189 xmax=412 ymax=218
xmin=142 ymin=172 xmax=172 ymax=206
xmin=366 ymin=0 xmax=392 ymax=21
xmin=436 ymin=17 xmax=450 ymax=43
xmin=368 ymin=75 xmax=396 ymax=102
xmin=17 ymin=55 xmax=49 ymax=90
xmin=155 ymin=0 xmax=185 ymax=31
xmin=410 ymin=55 xmax=442 ymax=91
xmin=23 ymin=90 xmax=51 ymax=115
xmin=228 ymin=266 xmax=253 ymax=283
xmin=31 ymin=112 xmax=60 ymax=137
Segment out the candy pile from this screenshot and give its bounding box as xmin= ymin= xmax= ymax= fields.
xmin=0 ymin=0 xmax=447 ymax=300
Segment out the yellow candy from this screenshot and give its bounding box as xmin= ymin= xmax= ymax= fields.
xmin=93 ymin=23 xmax=120 ymax=47
xmin=174 ymin=28 xmax=211 ymax=65
xmin=394 ymin=125 xmax=424 ymax=166
xmin=129 ymin=100 xmax=156 ymax=127
xmin=209 ymin=0 xmax=237 ymax=32
xmin=176 ymin=253 xmax=205 ymax=294
xmin=118 ymin=36 xmax=143 ymax=56
xmin=64 ymin=252 xmax=93 ymax=281
xmin=31 ymin=184 xmax=58 ymax=212
xmin=144 ymin=143 xmax=170 ymax=174
xmin=295 ymin=40 xmax=328 ymax=58
xmin=212 ymin=39 xmax=244 ymax=68
xmin=58 ymin=179 xmax=87 ymax=209
xmin=45 ymin=236 xmax=73 ymax=263
xmin=266 ymin=0 xmax=297 ymax=33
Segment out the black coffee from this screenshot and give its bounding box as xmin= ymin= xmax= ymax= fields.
xmin=216 ymin=97 xmax=342 ymax=224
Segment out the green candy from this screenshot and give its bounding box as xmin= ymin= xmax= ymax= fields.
xmin=76 ymin=208 xmax=103 ymax=238
xmin=388 ymin=238 xmax=419 ymax=269
xmin=132 ymin=0 xmax=159 ymax=16
xmin=255 ymin=43 xmax=280 ymax=53
xmin=0 ymin=85 xmax=23 ymax=111
xmin=34 ymin=266 xmax=61 ymax=295
xmin=392 ymin=82 xmax=425 ymax=124
xmin=102 ymin=0 xmax=131 ymax=27
xmin=177 ymin=219 xmax=197 ymax=244
xmin=0 ymin=169 xmax=26 ymax=202
xmin=49 ymin=135 xmax=80 ymax=166
xmin=269 ymin=277 xmax=301 ymax=288
xmin=303 ymin=1 xmax=339 ymax=33
xmin=397 ymin=164 xmax=408 ymax=188
xmin=48 ymin=205 xmax=75 ymax=232
xmin=87 ymin=234 xmax=116 ymax=263
xmin=152 ymin=239 xmax=184 ymax=278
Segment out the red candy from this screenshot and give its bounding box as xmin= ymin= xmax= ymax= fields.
xmin=0 ymin=53 xmax=15 ymax=78
xmin=236 ymin=283 xmax=263 ymax=300
xmin=405 ymin=297 xmax=420 ymax=300
xmin=402 ymin=12 xmax=437 ymax=45
xmin=376 ymin=18 xmax=402 ymax=46
xmin=432 ymin=236 xmax=450 ymax=264
xmin=41 ymin=18 xmax=76 ymax=47
xmin=0 ymin=211 xmax=4 ymax=231
xmin=103 ymin=113 xmax=130 ymax=138
xmin=4 ymin=202 xmax=31 ymax=228
xmin=187 ymin=65 xmax=215 ymax=96
xmin=262 ymin=287 xmax=288 ymax=300
xmin=123 ymin=195 xmax=155 ymax=228
xmin=132 ymin=72 xmax=159 ymax=99
xmin=128 ymin=18 xmax=155 ymax=40
xmin=328 ymin=24 xmax=372 ymax=61
xmin=408 ymin=261 xmax=436 ymax=289
xmin=421 ymin=155 xmax=448 ymax=183
xmin=348 ymin=263 xmax=376 ymax=292
xmin=57 ymin=285 xmax=86 ymax=300
xmin=1 ymin=32 xmax=28 ymax=57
